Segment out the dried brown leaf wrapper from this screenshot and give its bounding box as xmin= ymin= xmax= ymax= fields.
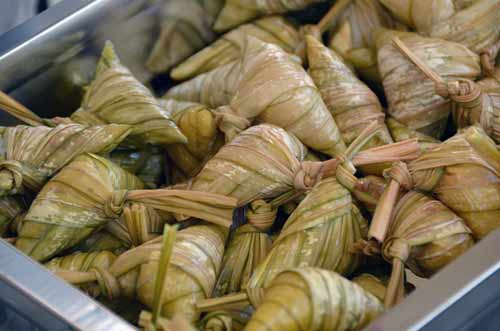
xmin=172 ymin=16 xmax=301 ymax=80
xmin=376 ymin=29 xmax=481 ymax=138
xmin=166 ymin=37 xmax=346 ymax=157
xmin=244 ymin=268 xmax=383 ymax=331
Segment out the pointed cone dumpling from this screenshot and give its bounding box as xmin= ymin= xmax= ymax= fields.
xmin=72 ymin=42 xmax=187 ymax=147
xmin=160 ymin=99 xmax=223 ymax=180
xmin=307 ymin=36 xmax=392 ymax=149
xmin=429 ymin=0 xmax=500 ymax=54
xmin=17 ymin=154 xmax=144 ymax=262
xmin=244 ymin=268 xmax=383 ymax=331
xmin=171 ymin=16 xmax=301 ymax=80
xmin=247 ymin=177 xmax=367 ymax=289
xmin=213 ymin=0 xmax=322 ymax=32
xmin=167 ymin=37 xmax=346 ymax=157
xmin=386 ymin=117 xmax=440 ymax=150
xmin=146 ymin=0 xmax=220 ymax=73
xmin=376 ymin=29 xmax=480 ymax=138
xmin=0 ymin=123 xmax=131 ymax=196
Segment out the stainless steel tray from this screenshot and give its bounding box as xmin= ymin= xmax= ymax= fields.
xmin=0 ymin=1 xmax=499 ymax=330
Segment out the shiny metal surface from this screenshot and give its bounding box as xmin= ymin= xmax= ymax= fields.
xmin=0 ymin=239 xmax=136 ymax=331
xmin=366 ymin=229 xmax=500 ymax=331
xmin=0 ymin=0 xmax=160 ymax=120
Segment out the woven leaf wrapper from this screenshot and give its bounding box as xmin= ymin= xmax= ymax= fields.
xmin=159 ymin=99 xmax=224 ymax=181
xmin=171 ymin=16 xmax=301 ymax=80
xmin=370 ymin=126 xmax=500 ymax=243
xmin=376 ymin=29 xmax=481 ymax=138
xmin=17 ymin=153 xmax=237 ymax=261
xmin=0 ymin=123 xmax=130 ymax=196
xmin=110 ymin=148 xmax=165 ymax=189
xmin=166 ymin=37 xmax=346 ymax=157
xmin=45 ymin=250 xmax=117 ymax=297
xmin=328 ymin=0 xmax=402 ymax=85
xmin=189 ymin=124 xmax=306 ymax=206
xmin=391 ymin=37 xmax=500 ymax=145
xmin=55 ymin=224 xmax=226 ymax=323
xmin=213 ymin=200 xmax=274 ymax=296
xmin=429 ymin=0 xmax=500 ymax=54
xmin=386 ymin=117 xmax=440 ymax=151
xmin=70 ymin=42 xmax=186 ymax=147
xmin=0 ymin=197 xmax=25 ymax=236
xmin=409 ymin=126 xmax=500 ymax=239
xmin=213 ymin=0 xmax=324 ymax=32
xmin=146 ymin=0 xmax=222 ymax=74
xmin=379 ymin=0 xmax=475 ymax=34
xmin=244 ymin=268 xmax=383 ymax=331
xmin=307 ymin=36 xmax=393 ymax=150
xmin=247 ymin=176 xmax=367 ymax=290
xmin=199 ymin=309 xmax=253 ymax=331
xmin=382 ymin=191 xmax=474 ymax=307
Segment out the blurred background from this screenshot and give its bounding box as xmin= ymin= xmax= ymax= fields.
xmin=0 ymin=0 xmax=63 ymax=35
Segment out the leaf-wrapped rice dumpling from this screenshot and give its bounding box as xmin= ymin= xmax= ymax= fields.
xmin=17 ymin=153 xmax=237 ymax=261
xmin=247 ymin=175 xmax=367 ymax=290
xmin=55 ymin=224 xmax=226 ymax=323
xmin=70 ymin=42 xmax=187 ymax=147
xmin=307 ymin=36 xmax=393 ymax=149
xmin=166 ymin=37 xmax=346 ymax=157
xmin=244 ymin=268 xmax=383 ymax=331
xmin=382 ymin=191 xmax=473 ymax=307
xmin=45 ymin=251 xmax=117 ymax=273
xmin=328 ymin=0 xmax=402 ymax=85
xmin=159 ymin=99 xmax=224 ymax=181
xmin=109 ymin=148 xmax=165 ymax=188
xmin=190 ymin=122 xmax=420 ymax=208
xmin=391 ymin=37 xmax=500 ymax=144
xmin=370 ymin=126 xmax=499 ymax=242
xmin=376 ymin=29 xmax=481 ymax=138
xmin=171 ymin=16 xmax=301 ymax=81
xmin=379 ymin=0 xmax=475 ymax=34
xmin=0 ymin=123 xmax=131 ymax=196
xmin=0 ymin=197 xmax=25 ymax=236
xmin=407 ymin=126 xmax=500 ymax=239
xmin=213 ymin=0 xmax=324 ymax=32
xmin=199 ymin=309 xmax=253 ymax=331
xmin=45 ymin=251 xmax=117 ymax=297
xmin=351 ymin=273 xmax=388 ymax=302
xmin=146 ymin=0 xmax=222 ymax=74
xmin=72 ymin=230 xmax=129 ymax=255
xmin=214 ymin=200 xmax=274 ymax=296
xmin=428 ymin=0 xmax=500 ymax=54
